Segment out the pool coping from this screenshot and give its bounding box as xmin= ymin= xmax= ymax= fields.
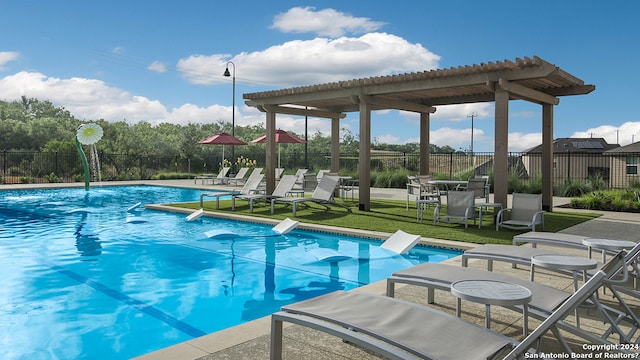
xmin=133 ymin=203 xmax=475 ymax=360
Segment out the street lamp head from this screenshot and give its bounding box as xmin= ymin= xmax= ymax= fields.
xmin=223 ymin=61 xmax=235 ymax=77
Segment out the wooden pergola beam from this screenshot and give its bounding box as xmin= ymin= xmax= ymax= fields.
xmin=359 ymin=95 xmax=436 ymax=113
xmin=257 ymin=104 xmax=346 ymax=119
xmin=497 ymin=78 xmax=560 ymax=105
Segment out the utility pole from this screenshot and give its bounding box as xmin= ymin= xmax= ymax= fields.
xmin=467 ymin=113 xmax=477 ymax=154
xmin=467 ymin=113 xmax=477 ymax=170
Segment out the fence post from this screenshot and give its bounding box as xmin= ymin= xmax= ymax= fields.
xmin=567 ymin=151 xmax=571 ymax=182
xmin=449 ymin=152 xmax=453 ymax=179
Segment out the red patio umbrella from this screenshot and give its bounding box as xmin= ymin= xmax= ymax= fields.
xmin=198 ymin=132 xmax=247 ymax=162
xmin=251 ymin=129 xmax=306 ymax=168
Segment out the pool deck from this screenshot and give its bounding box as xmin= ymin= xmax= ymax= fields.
xmin=3 ymin=180 xmax=639 ymax=358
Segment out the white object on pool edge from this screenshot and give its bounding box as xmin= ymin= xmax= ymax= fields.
xmin=272 ymin=218 xmax=299 ymax=234
xmin=186 ymin=208 xmax=205 ymax=221
xmin=204 ymin=229 xmax=239 ymax=239
xmin=126 ymin=217 xmax=148 ymax=224
xmin=127 ymin=202 xmax=143 ymax=213
xmin=307 ymin=248 xmax=351 ymax=262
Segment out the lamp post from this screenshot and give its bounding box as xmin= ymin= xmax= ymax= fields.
xmin=223 ymin=61 xmax=236 ymax=171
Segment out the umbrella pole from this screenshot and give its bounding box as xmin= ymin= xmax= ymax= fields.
xmin=278 ymin=143 xmax=281 ymax=168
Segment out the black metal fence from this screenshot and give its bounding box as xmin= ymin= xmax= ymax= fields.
xmin=2 ymin=150 xmax=638 ymax=190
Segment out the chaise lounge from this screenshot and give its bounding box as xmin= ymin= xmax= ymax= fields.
xmin=270 ymin=175 xmax=351 ymax=216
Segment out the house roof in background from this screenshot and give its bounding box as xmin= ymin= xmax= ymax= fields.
xmin=524 ymin=137 xmax=620 ymax=154
xmin=604 ymin=141 xmax=640 ymax=154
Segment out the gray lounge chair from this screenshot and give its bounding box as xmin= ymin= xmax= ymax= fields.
xmin=512 ymin=231 xmax=589 ymax=249
xmin=461 ymin=243 xmax=589 ymax=271
xmin=271 ymin=252 xmax=632 ymax=359
xmin=211 ymin=166 xmax=231 ymax=185
xmin=270 ymin=175 xmax=351 ymax=216
xmin=387 ymin=262 xmax=571 ymax=322
xmin=199 ymin=170 xmax=264 ymax=209
xmin=226 ymin=167 xmax=250 ymax=186
xmin=232 ymin=175 xmax=298 ymax=212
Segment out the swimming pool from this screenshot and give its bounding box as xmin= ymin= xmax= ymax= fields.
xmin=0 ymin=185 xmax=461 ymax=359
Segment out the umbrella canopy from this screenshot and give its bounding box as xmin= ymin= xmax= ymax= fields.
xmin=198 ymin=132 xmax=247 ymax=162
xmin=251 ymin=129 xmax=306 ymax=144
xmin=198 ymin=132 xmax=247 ymax=145
xmin=251 ymin=130 xmax=306 ymax=168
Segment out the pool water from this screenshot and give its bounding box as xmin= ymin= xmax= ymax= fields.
xmin=0 ymin=185 xmax=461 ymax=359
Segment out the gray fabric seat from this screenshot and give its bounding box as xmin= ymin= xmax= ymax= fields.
xmin=271 ymin=250 xmax=637 ymax=359
xmin=272 ymin=290 xmax=517 ymax=360
xmin=387 ymin=262 xmax=570 ymax=316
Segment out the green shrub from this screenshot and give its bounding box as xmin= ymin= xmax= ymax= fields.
xmin=371 ymin=169 xmax=409 ymax=188
xmin=152 ymin=172 xmax=198 ymax=180
xmin=587 ymin=175 xmax=607 ymax=191
xmin=559 ymin=179 xmax=592 ymax=197
xmin=44 ymin=172 xmax=60 ymax=183
xmin=19 ymin=176 xmax=32 ymax=184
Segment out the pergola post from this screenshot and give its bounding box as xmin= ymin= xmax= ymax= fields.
xmin=541 ymin=104 xmax=554 ymax=211
xmin=358 ymin=100 xmax=371 ymax=211
xmin=331 ymin=117 xmax=340 ymax=173
xmin=265 ymin=110 xmax=277 ymax=194
xmin=494 ymin=85 xmax=509 ymax=209
xmin=420 ymin=112 xmax=430 ymax=175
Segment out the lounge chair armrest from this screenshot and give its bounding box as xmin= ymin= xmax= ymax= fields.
xmin=495 ymin=207 xmax=511 ymax=231
xmin=433 ymin=204 xmax=442 ymax=224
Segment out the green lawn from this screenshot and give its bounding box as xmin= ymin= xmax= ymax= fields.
xmin=170 ymin=197 xmax=600 ymax=245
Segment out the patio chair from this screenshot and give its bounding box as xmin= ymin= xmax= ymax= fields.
xmin=405 ymin=175 xmax=439 ymax=210
xmin=496 ymin=193 xmax=545 ymax=231
xmin=226 ymin=167 xmax=250 ymax=186
xmin=199 ymin=170 xmax=264 ymax=209
xmin=210 ymin=166 xmax=231 ymax=185
xmin=457 ymin=177 xmax=489 ymax=202
xmin=270 ymin=175 xmax=351 ymax=217
xmin=433 ymin=190 xmax=476 ymax=228
xmin=231 ymin=175 xmax=298 ymax=212
xmin=271 ymin=252 xmax=630 ymax=359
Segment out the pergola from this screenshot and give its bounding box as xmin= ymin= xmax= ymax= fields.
xmin=243 ymin=56 xmax=594 ymax=212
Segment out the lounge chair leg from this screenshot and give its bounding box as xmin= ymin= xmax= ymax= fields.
xmin=270 ymin=317 xmax=283 ymax=360
xmin=386 ymin=280 xmax=395 ymax=297
xmin=292 ymin=203 xmax=297 ymax=217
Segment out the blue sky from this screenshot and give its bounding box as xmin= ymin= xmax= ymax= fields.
xmin=1 ymin=0 xmax=639 ymax=152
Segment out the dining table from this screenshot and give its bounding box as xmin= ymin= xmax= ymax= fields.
xmin=427 ymin=179 xmax=468 ymax=192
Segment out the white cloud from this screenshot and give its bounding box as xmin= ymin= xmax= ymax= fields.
xmin=572 ymin=121 xmax=640 ymax=146
xmin=147 ymin=61 xmax=167 ymax=73
xmin=0 ymin=51 xmax=19 ymax=71
xmin=508 ymin=132 xmax=542 ymax=152
xmin=271 ymin=7 xmax=385 ymax=37
xmin=0 ymin=71 xmax=267 ymax=129
xmin=176 ymin=33 xmax=440 ymax=87
xmin=0 ymin=71 xmax=167 ymax=123
xmin=431 ymin=103 xmax=493 ymax=122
